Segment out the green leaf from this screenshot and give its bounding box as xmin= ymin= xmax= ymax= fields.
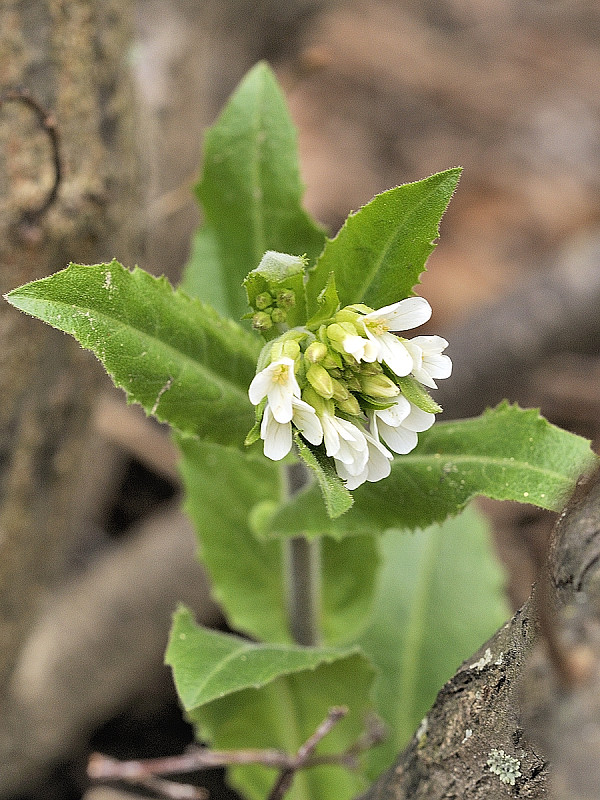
xmin=5 ymin=261 xmax=260 ymax=446
xmin=294 ymin=433 xmax=353 ymax=519
xmin=181 ymin=61 xmax=326 ymax=320
xmin=359 ymin=506 xmax=509 ymax=777
xmin=166 ymin=607 xmax=374 ymax=800
xmin=396 ymin=374 xmax=442 ymax=414
xmin=178 ymin=437 xmax=378 ymax=645
xmin=258 ymin=403 xmax=598 ymax=539
xmin=306 ymin=168 xmax=461 ymax=315
xmin=306 ymin=271 xmax=340 ymax=328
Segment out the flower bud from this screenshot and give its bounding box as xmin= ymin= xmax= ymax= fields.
xmin=276 ymin=289 xmax=296 ymax=309
xmin=255 ymin=292 xmax=273 ymax=310
xmin=281 ymin=339 xmax=300 ymax=360
xmin=330 ymin=378 xmax=351 ymax=403
xmin=305 ymin=341 xmax=328 ymax=363
xmin=359 ymin=373 xmax=400 ymax=399
xmin=271 ymin=307 xmax=287 ymax=324
xmin=359 ymin=361 xmax=383 ymax=376
xmin=336 ymin=395 xmax=361 ymax=416
xmin=306 ymin=363 xmax=334 ymax=399
xmin=334 ymin=308 xmax=361 ymax=325
xmin=302 ymin=386 xmax=332 ymax=417
xmin=252 ymin=311 xmax=273 ymax=331
xmin=326 ymin=322 xmax=359 ymax=353
xmin=343 ymin=373 xmax=362 ymax=393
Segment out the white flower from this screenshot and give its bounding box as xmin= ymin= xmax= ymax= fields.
xmin=320 ymin=413 xmax=369 ymax=476
xmin=335 ymin=429 xmax=393 ymax=489
xmin=341 ymin=333 xmax=379 ymax=363
xmin=403 ymin=335 xmax=451 ymax=389
xmin=260 ymin=398 xmax=323 ymax=461
xmin=361 ymin=297 xmax=432 ymax=377
xmin=248 ymin=357 xmax=301 ymax=423
xmin=371 ymin=395 xmax=435 ymax=455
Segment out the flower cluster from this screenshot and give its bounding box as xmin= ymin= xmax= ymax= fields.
xmin=247 ymin=297 xmax=451 ymax=489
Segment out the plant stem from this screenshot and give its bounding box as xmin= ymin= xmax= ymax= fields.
xmin=284 ymin=535 xmax=322 ymax=647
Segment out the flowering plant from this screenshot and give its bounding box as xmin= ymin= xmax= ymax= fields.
xmin=4 ymin=63 xmax=597 ymax=800
xmin=247 ymin=278 xmax=451 ymax=490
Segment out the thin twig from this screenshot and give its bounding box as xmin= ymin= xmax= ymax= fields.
xmin=88 ymin=706 xmax=382 ymax=800
xmin=0 ymin=87 xmax=62 ymax=222
xmin=267 ymin=706 xmax=348 ymax=800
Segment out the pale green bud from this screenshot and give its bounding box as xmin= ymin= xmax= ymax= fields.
xmin=334 ymin=308 xmax=362 ymax=325
xmin=336 ymin=395 xmax=361 ymax=416
xmin=255 ymin=292 xmax=273 ymax=310
xmin=326 ymin=322 xmax=360 ymax=353
xmin=281 ymin=339 xmax=300 ymax=360
xmin=359 ymin=361 xmax=383 ymax=376
xmin=271 ymin=307 xmax=287 ymax=324
xmin=306 ymin=363 xmax=334 ymax=399
xmin=302 ymin=386 xmax=332 ymax=416
xmin=359 ymin=373 xmax=400 ymax=399
xmin=330 ymin=378 xmax=351 ymax=403
xmin=305 ymin=341 xmax=328 ymax=363
xmin=322 ymin=351 xmax=343 ymax=370
xmin=252 ymin=311 xmax=272 ymax=331
xmin=276 ymin=289 xmax=296 ymax=309
xmin=343 ymin=373 xmax=362 ymax=393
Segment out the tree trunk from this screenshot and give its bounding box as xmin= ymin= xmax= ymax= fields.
xmin=0 ymin=0 xmax=139 ymax=793
xmin=360 ymin=469 xmax=600 ymax=800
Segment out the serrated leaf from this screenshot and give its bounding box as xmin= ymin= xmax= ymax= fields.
xmin=166 ymin=607 xmax=374 ymax=800
xmin=178 ymin=437 xmax=378 ymax=645
xmin=306 ymin=169 xmax=461 ymax=315
xmin=257 ymin=403 xmax=598 ymax=539
xmin=360 ymin=506 xmax=509 ymax=777
xmin=294 ymin=433 xmax=353 ymax=519
xmin=5 ymin=261 xmax=260 ymax=446
xmin=181 ymin=61 xmax=326 ymax=320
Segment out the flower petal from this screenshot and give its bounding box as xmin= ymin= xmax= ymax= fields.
xmin=366 ymin=297 xmax=432 ymax=332
xmin=378 ymin=333 xmax=413 ymax=376
xmin=292 ymin=399 xmax=323 ymax=446
xmin=260 ymin=407 xmax=293 ymax=460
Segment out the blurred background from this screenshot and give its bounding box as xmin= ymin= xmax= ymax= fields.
xmin=1 ymin=1 xmax=599 ymax=798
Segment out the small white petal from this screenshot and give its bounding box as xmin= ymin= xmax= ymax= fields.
xmin=378 ymin=333 xmax=413 ymax=376
xmin=377 ymin=420 xmax=418 ymax=454
xmin=292 ymin=398 xmax=323 ymax=446
xmin=248 ymin=369 xmax=272 ymax=405
xmin=401 ymin=404 xmax=436 ymax=432
xmin=376 ymin=395 xmax=411 ymax=427
xmin=365 ymin=297 xmax=432 ymax=332
xmin=260 ymin=407 xmax=293 ymax=460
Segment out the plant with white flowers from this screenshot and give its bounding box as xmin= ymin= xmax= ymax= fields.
xmin=246 ymin=272 xmax=451 ymax=490
xmin=5 ymin=63 xmax=597 ymax=800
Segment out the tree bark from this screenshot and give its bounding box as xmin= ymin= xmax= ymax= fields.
xmin=360 ymin=469 xmax=600 ymax=800
xmin=0 ymin=0 xmax=140 ymax=793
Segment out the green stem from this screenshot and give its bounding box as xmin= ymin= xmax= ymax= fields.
xmin=283 ymin=462 xmax=322 ymax=646
xmin=284 ymin=536 xmax=322 ymax=647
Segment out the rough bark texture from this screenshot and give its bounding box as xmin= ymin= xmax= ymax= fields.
xmin=361 ymin=470 xmax=600 ymax=800
xmin=0 ymin=0 xmax=139 ymax=794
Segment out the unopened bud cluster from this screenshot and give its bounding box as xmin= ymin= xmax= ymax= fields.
xmin=248 ymin=296 xmax=451 ymax=490
xmin=250 ymin=289 xmax=296 ymax=332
